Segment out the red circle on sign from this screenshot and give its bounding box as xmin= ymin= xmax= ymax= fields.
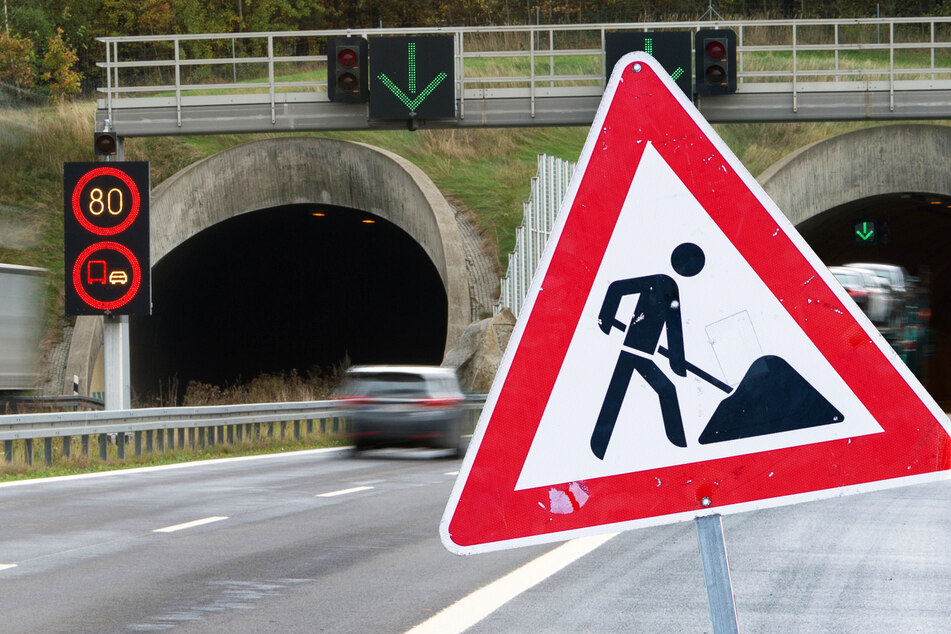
xmin=71 ymin=166 xmax=141 ymax=236
xmin=71 ymin=241 xmax=142 ymax=310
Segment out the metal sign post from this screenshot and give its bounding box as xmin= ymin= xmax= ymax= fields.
xmin=696 ymin=514 xmax=739 ymax=634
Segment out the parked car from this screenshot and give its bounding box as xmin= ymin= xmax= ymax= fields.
xmin=829 ymin=265 xmax=890 ymax=326
xmin=335 ymin=365 xmax=468 ymax=456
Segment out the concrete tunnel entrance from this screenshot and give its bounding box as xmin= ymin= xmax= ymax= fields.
xmin=130 ymin=203 xmax=448 ymax=400
xmin=64 ymin=137 xmax=470 ymax=404
xmin=796 ymin=192 xmax=951 ymax=402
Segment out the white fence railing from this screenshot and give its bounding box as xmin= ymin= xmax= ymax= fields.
xmin=96 ymin=17 xmax=951 ymax=110
xmin=497 ymin=154 xmax=575 ymax=317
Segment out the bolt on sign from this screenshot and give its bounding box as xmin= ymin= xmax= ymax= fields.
xmin=64 ymin=162 xmax=151 ymax=315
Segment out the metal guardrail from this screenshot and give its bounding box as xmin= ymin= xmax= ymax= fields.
xmin=93 ymin=17 xmax=951 ymax=132
xmin=0 ymin=396 xmax=487 ymax=467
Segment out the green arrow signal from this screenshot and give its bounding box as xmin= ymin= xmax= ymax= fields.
xmin=377 ymin=42 xmax=448 ymax=112
xmin=644 ymin=38 xmax=685 ymax=82
xmin=855 ymin=221 xmax=875 ymax=241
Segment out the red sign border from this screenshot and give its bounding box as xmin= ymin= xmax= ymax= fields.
xmin=71 ymin=241 xmax=143 ymax=311
xmin=441 ymin=53 xmax=951 ymax=554
xmin=70 ymin=165 xmax=142 ymax=236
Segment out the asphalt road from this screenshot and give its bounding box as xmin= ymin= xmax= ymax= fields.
xmin=1 ymin=447 xmax=949 ymax=633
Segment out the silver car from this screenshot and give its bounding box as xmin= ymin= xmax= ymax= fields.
xmin=336 ymin=365 xmax=468 ymax=456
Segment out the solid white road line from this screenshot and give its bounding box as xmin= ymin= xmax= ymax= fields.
xmin=0 ymin=447 xmax=350 ymax=489
xmin=405 ymin=532 xmax=618 ymax=634
xmin=153 ymin=516 xmax=229 ymax=533
xmin=0 ymin=564 xmax=18 ymax=571
xmin=316 ymin=485 xmax=374 ymax=497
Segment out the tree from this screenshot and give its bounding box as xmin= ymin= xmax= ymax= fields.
xmin=41 ymin=27 xmax=81 ymax=103
xmin=0 ymin=31 xmax=35 ymax=91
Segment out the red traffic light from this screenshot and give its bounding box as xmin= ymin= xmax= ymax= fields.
xmin=695 ymin=29 xmax=736 ymax=95
xmin=327 ymin=37 xmax=368 ymax=103
xmin=338 ymin=47 xmax=358 ymax=68
xmin=94 ymin=132 xmax=117 ymax=156
xmin=705 ymin=40 xmax=726 ymax=60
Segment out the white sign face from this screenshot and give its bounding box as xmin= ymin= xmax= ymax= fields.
xmin=515 ymin=143 xmax=883 ymax=490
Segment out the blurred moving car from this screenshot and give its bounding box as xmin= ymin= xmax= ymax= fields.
xmin=845 ymin=262 xmax=911 ymax=328
xmin=829 ymin=266 xmax=870 ymax=313
xmin=829 ymin=265 xmax=890 ymax=325
xmin=335 ymin=365 xmax=468 ymax=456
xmin=845 ymin=263 xmax=909 ymax=299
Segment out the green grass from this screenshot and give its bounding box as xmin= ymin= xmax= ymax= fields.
xmin=0 ymin=433 xmax=349 ymax=482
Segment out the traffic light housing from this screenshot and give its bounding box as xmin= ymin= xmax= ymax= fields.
xmin=94 ymin=131 xmax=118 ymax=156
xmin=327 ymin=37 xmax=368 ymax=103
xmin=695 ymin=29 xmax=737 ymax=96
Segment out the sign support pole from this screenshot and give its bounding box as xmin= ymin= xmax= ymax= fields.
xmin=696 ymin=514 xmax=739 ymax=634
xmin=99 ymin=131 xmax=132 ymax=410
xmin=103 ymin=313 xmax=131 ymax=409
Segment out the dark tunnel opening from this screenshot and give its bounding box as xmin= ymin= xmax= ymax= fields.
xmin=797 ymin=192 xmax=951 ymax=404
xmin=130 ymin=204 xmax=447 ymax=403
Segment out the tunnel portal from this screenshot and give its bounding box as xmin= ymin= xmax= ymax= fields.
xmin=796 ymin=192 xmax=951 ymax=402
xmin=130 ymin=204 xmax=447 ymax=400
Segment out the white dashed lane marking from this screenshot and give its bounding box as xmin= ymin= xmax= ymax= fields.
xmin=316 ymin=486 xmax=374 ymax=498
xmin=154 ymin=516 xmax=229 ymax=533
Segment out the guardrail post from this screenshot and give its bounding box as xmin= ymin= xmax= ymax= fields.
xmin=81 ymin=434 xmax=89 ymax=456
xmin=44 ymin=438 xmax=53 ymax=466
xmin=268 ymin=422 xmax=274 ymax=439
xmin=236 ymin=423 xmax=243 ymax=442
xmin=24 ymin=439 xmax=33 ymax=466
xmin=157 ymin=428 xmax=164 ymax=452
xmin=99 ymin=433 xmax=108 ymax=460
xmin=178 ymin=427 xmax=185 ymax=449
xmin=207 ymin=426 xmax=215 ymax=447
xmin=307 ymin=419 xmax=313 ymax=435
xmin=280 ymin=421 xmax=286 ymax=439
xmin=294 ymin=420 xmax=301 ymax=441
xmin=63 ymin=436 xmax=71 ymax=458
xmin=134 ymin=430 xmax=142 ymax=456
xmin=146 ymin=429 xmax=153 ymax=453
xmin=4 ymin=440 xmax=13 ymax=462
xmin=117 ymin=432 xmax=125 ymax=459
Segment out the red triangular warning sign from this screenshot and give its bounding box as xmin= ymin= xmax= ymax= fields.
xmin=441 ymin=53 xmax=951 ymax=555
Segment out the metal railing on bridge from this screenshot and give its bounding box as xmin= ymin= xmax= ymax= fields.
xmin=95 ymin=17 xmax=951 ymax=134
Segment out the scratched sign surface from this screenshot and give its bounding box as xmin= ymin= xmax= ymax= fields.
xmin=440 ymin=53 xmax=951 ymax=555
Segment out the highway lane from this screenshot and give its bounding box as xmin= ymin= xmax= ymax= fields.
xmin=1 ymin=448 xmax=950 ymax=632
xmin=0 ymin=448 xmax=551 ymax=633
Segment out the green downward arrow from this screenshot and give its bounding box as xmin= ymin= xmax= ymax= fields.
xmin=855 ymin=222 xmax=875 ymax=241
xmin=644 ymin=38 xmax=684 ymax=82
xmin=377 ymin=42 xmax=447 ymax=112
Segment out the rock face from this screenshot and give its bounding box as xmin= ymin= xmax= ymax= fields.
xmin=442 ymin=309 xmax=516 ymax=394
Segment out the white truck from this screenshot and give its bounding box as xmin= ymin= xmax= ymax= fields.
xmin=0 ymin=263 xmax=47 ymax=392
